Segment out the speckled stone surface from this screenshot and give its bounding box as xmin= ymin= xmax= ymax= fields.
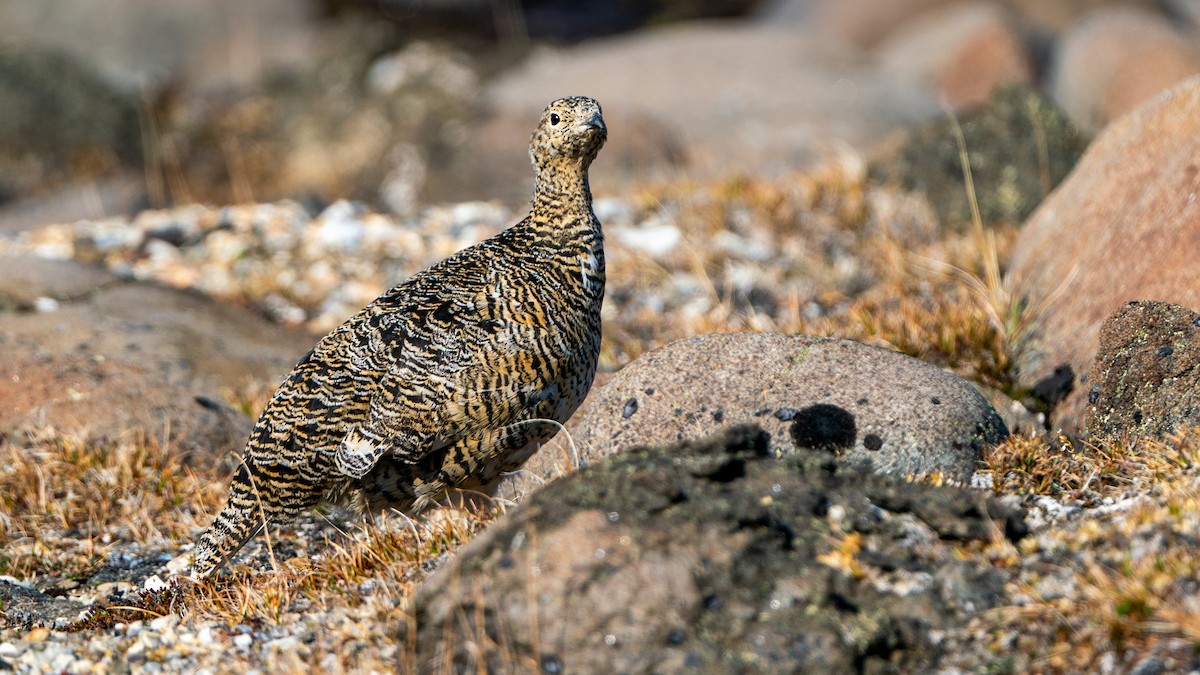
xmin=568 ymin=332 xmax=1007 ymax=484
xmin=1085 ymin=300 xmax=1200 ymax=440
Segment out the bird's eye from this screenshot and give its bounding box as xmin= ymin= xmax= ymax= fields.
xmin=549 ymin=113 xmax=561 ymax=126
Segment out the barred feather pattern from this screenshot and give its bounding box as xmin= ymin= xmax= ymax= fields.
xmin=192 ymin=96 xmax=607 ymax=578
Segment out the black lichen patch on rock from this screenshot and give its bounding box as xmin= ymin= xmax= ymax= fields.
xmin=404 ymin=425 xmax=1026 ymax=673
xmin=789 ymin=403 xmax=858 ymax=454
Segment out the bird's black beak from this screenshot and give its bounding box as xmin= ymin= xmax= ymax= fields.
xmin=582 ymin=112 xmax=606 ymax=133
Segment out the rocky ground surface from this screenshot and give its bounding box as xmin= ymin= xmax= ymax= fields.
xmin=3 ymin=1 xmax=1200 ymax=673
xmin=408 ymin=426 xmax=1027 ymax=673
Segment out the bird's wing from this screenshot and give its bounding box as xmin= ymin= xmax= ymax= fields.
xmin=327 ymin=284 xmax=491 ymax=479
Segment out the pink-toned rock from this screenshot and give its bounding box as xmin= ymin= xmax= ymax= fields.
xmin=1051 ymin=8 xmax=1200 ymax=132
xmin=877 ymin=2 xmax=1033 ymax=109
xmin=761 ymin=0 xmax=962 ymax=47
xmin=1006 ymin=75 xmax=1200 ymax=434
xmin=1002 ymin=0 xmax=1161 ymax=34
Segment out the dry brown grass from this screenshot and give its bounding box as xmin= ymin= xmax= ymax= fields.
xmin=0 ymin=414 xmax=494 ymax=651
xmin=181 ymin=504 xmax=495 ymax=626
xmin=985 ymin=430 xmax=1200 ymax=501
xmin=600 ymin=162 xmax=1024 ymax=394
xmin=0 ymin=432 xmax=214 ymax=579
xmin=979 ymin=429 xmax=1200 ymax=670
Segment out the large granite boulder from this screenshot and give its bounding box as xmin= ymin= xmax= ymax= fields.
xmin=502 ymin=332 xmax=1007 ymax=505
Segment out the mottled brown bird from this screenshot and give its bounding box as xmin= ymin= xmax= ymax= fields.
xmin=191 ymin=96 xmax=607 ymax=578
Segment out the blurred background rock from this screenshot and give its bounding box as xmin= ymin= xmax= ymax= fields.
xmin=0 ymin=0 xmax=1197 ymax=230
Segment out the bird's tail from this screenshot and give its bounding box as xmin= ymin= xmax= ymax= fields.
xmin=190 ymin=459 xmax=319 ymax=578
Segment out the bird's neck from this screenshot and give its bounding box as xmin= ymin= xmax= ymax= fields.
xmin=531 ymin=163 xmax=594 ymax=222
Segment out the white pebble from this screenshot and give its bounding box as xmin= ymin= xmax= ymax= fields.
xmin=265 ymin=636 xmax=299 ymax=651
xmin=613 ymin=219 xmax=681 ymax=258
xmin=149 ymin=613 xmax=178 ymax=631
xmin=50 ymin=653 xmax=76 ymax=672
xmin=448 ymin=201 xmax=507 ymax=235
xmin=593 ymin=198 xmax=634 ymax=227
xmin=714 ymin=230 xmax=771 ymax=261
xmin=143 ymin=575 xmax=169 ymax=592
xmin=315 ymin=208 xmax=366 ymax=252
xmin=969 ymin=471 xmax=994 ymax=490
xmin=165 ymin=551 xmax=193 ymax=576
xmin=233 ymin=633 xmax=253 ymax=649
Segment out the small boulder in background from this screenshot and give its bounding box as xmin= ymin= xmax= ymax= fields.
xmin=1051 ymin=8 xmax=1200 ymax=133
xmin=869 ymin=85 xmax=1085 ymax=231
xmin=0 ymin=47 xmax=142 ymax=205
xmin=877 ymin=2 xmax=1033 ymax=109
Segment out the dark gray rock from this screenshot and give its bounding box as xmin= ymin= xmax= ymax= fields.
xmin=404 ymin=426 xmax=1026 ymax=673
xmin=1085 ymin=300 xmax=1200 ymax=440
xmin=870 ymin=84 xmax=1085 ymax=231
xmin=552 ymin=333 xmax=1005 ymax=488
xmin=0 ymin=46 xmax=142 ymax=205
xmin=0 ymin=579 xmax=87 ymax=629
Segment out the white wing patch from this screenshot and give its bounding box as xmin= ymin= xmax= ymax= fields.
xmin=336 ymin=427 xmax=386 ymax=479
xmin=580 ymin=251 xmax=601 ymax=290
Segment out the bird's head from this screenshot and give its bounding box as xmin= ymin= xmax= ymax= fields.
xmin=529 ymin=96 xmax=607 ymax=172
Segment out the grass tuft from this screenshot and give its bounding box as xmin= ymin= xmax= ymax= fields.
xmin=985 ymin=430 xmax=1200 ymax=501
